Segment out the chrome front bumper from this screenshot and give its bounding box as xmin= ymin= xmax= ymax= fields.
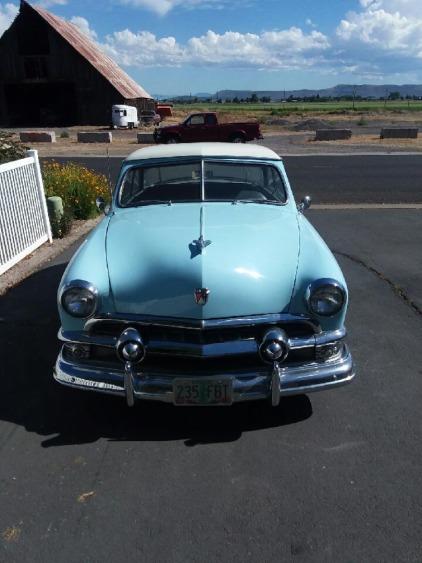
xmin=54 ymin=344 xmax=355 ymax=405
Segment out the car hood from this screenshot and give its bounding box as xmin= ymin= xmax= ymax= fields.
xmin=106 ymin=203 xmax=300 ymax=319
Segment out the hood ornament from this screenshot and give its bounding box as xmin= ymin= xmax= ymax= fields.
xmin=193 ymin=235 xmax=211 ymax=252
xmin=194 ymin=288 xmax=210 ymax=306
xmin=190 ymin=207 xmax=212 ymax=258
xmin=189 ymin=234 xmax=212 ymax=259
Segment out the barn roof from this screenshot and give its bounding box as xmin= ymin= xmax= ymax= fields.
xmin=25 ymin=1 xmax=151 ymax=100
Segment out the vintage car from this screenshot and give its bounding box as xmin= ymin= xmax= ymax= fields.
xmin=54 ymin=143 xmax=355 ymax=407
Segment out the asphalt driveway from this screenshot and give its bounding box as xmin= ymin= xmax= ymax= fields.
xmin=0 ymin=209 xmax=421 ymax=562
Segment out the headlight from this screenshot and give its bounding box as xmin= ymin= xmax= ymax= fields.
xmin=306 ymin=278 xmax=346 ymax=317
xmin=61 ymin=280 xmax=98 ymax=318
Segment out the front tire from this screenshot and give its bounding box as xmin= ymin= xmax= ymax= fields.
xmin=231 ymin=134 xmax=245 ymax=143
xmin=165 ymin=136 xmax=180 ymax=144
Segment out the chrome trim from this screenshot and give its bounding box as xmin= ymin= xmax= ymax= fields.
xmin=59 ymin=280 xmax=99 ymax=319
xmin=148 ymin=338 xmax=258 ymax=358
xmin=84 ymin=313 xmax=321 ymax=333
xmin=297 ymin=195 xmax=312 ymax=213
xmin=271 ymin=363 xmax=281 ymax=406
xmin=201 ymin=159 xmax=205 ymax=201
xmin=54 ymin=345 xmax=355 ymax=404
xmin=116 ymin=327 xmax=146 ymax=364
xmin=315 ymin=327 xmax=346 ymax=346
xmin=259 ymin=328 xmax=290 ymax=364
xmin=124 ymin=361 xmax=135 ymax=407
xmin=60 ymin=329 xmax=116 ymax=348
xmin=305 ymin=278 xmax=346 ymax=318
xmin=58 ymin=327 xmax=346 ymax=359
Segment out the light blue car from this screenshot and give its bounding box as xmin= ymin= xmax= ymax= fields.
xmin=54 ymin=143 xmax=355 ymax=407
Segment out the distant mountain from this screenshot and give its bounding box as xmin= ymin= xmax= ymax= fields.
xmin=215 ymin=84 xmax=422 ymax=100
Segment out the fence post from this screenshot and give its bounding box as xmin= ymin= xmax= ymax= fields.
xmin=26 ymin=149 xmax=52 ymax=243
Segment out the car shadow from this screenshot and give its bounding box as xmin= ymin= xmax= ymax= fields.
xmin=0 ymin=263 xmax=313 ymax=449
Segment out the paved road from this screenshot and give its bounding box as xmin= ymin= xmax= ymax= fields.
xmin=0 ymin=210 xmax=421 ymax=562
xmin=44 ymin=154 xmax=422 ymax=204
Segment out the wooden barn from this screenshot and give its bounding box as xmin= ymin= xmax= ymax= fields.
xmin=0 ymin=0 xmax=154 ymax=126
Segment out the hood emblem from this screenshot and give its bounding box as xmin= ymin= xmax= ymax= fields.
xmin=194 ymin=288 xmax=210 ymax=306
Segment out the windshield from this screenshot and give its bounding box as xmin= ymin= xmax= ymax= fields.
xmin=118 ymin=161 xmax=286 ymax=207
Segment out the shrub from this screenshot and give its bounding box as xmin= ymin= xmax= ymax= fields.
xmin=0 ymin=130 xmax=28 ymax=164
xmin=50 ymin=207 xmax=73 ymax=239
xmin=60 ymin=130 xmax=70 ymax=138
xmin=42 ymin=161 xmax=110 ymax=220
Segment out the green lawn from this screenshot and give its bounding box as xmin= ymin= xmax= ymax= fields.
xmin=173 ymin=100 xmax=422 ymax=114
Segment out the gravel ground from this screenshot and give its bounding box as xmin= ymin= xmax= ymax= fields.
xmin=4 ymin=114 xmax=422 ymax=157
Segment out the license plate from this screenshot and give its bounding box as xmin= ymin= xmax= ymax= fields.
xmin=173 ymin=378 xmax=233 ymax=406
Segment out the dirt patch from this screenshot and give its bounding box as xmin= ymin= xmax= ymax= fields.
xmin=292 ymin=119 xmax=333 ymax=131
xmin=3 ymin=111 xmax=422 ymax=156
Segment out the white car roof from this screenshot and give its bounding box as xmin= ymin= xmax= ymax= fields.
xmin=125 ymin=142 xmax=281 ymax=162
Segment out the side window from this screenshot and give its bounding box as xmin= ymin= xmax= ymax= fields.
xmin=189 ymin=115 xmax=205 ymax=126
xmin=205 ymin=114 xmax=217 ymax=126
xmin=123 ymin=110 xmax=127 ymax=117
xmin=120 ymin=168 xmax=142 ymax=206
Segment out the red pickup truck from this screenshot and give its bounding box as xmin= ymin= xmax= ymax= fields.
xmin=154 ymin=112 xmax=263 ymax=144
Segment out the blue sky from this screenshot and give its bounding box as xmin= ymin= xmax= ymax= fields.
xmin=1 ymin=0 xmax=422 ymax=95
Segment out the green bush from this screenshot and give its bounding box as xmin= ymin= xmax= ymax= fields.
xmin=50 ymin=207 xmax=73 ymax=239
xmin=0 ymin=131 xmax=28 ymax=164
xmin=42 ymin=161 xmax=110 ymax=220
xmin=60 ymin=130 xmax=70 ymax=138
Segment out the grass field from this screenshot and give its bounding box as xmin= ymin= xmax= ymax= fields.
xmin=173 ymin=100 xmax=422 ymax=115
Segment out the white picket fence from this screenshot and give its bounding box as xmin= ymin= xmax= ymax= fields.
xmin=0 ymin=150 xmax=52 ymax=275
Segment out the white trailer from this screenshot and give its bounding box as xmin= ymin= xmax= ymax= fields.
xmin=112 ymin=105 xmax=139 ymax=129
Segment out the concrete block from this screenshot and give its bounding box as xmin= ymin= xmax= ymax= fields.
xmin=137 ymin=132 xmax=155 ymax=144
xmin=380 ymin=128 xmax=418 ymax=139
xmin=20 ymin=131 xmax=56 ymax=143
xmin=77 ymin=132 xmax=112 ymax=143
xmin=315 ymin=129 xmax=352 ymax=141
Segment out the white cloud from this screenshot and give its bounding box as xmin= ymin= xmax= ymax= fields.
xmin=103 ymin=29 xmax=185 ymax=66
xmin=36 ymin=0 xmax=68 ymax=7
xmin=102 ymin=27 xmax=330 ymax=69
xmin=359 ymin=0 xmax=422 ymax=17
xmin=0 ymin=2 xmax=18 ymax=36
xmin=335 ymin=0 xmax=422 ymax=77
xmin=70 ymin=16 xmax=98 ymax=40
xmin=118 ymin=0 xmax=242 ymax=16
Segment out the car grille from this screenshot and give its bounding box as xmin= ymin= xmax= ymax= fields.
xmin=89 ymin=320 xmax=314 ymax=343
xmin=71 ymin=317 xmax=318 ymax=374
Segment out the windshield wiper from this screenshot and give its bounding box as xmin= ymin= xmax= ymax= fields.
xmin=234 ymin=199 xmax=283 ymax=205
xmin=133 ymin=200 xmax=173 ymax=207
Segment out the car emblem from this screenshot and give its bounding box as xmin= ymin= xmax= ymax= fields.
xmin=194 ymin=288 xmax=210 ymax=306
